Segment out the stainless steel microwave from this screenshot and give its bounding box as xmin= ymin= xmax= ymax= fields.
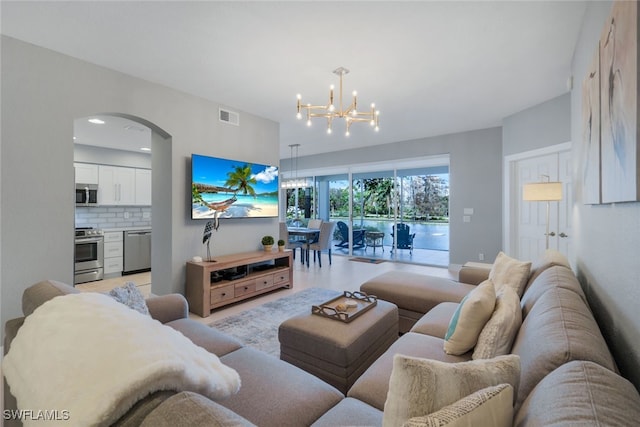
xmin=76 ymin=184 xmax=98 ymax=206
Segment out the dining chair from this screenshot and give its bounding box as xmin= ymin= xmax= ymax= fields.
xmin=279 ymin=222 xmax=304 ymax=261
xmin=308 ymin=221 xmax=337 ymax=267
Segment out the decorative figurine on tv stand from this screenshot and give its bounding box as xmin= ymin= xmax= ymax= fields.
xmin=202 ymin=217 xmax=220 ymax=262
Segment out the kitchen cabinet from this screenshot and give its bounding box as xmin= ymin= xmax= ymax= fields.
xmin=98 ymin=166 xmax=136 ymax=205
xmin=103 ymin=231 xmax=123 ymax=277
xmin=74 ymin=163 xmax=98 ymax=184
xmin=135 ymin=169 xmax=152 ymax=205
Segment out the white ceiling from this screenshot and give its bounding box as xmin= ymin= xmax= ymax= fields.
xmin=1 ymin=1 xmax=587 ymax=158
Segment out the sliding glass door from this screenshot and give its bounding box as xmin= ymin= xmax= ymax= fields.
xmin=282 ymin=156 xmax=450 ymax=266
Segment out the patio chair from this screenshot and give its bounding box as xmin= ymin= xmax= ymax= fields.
xmin=309 ymin=221 xmax=337 ymax=267
xmin=391 ymin=223 xmax=415 ymax=254
xmin=335 ymin=221 xmax=365 ymax=249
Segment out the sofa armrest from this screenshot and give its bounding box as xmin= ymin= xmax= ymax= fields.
xmin=458 ymin=263 xmax=491 ymax=285
xmin=146 ymin=294 xmax=189 ymax=324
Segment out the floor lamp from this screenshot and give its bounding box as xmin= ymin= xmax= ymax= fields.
xmin=523 ymin=178 xmax=563 ymax=250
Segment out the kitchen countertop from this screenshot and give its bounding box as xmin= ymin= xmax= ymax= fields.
xmin=102 ymin=227 xmax=152 ymax=233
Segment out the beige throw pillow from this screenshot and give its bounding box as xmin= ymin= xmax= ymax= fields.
xmin=443 ymin=279 xmax=496 ymax=355
xmin=473 ymin=287 xmax=522 ymax=360
xmin=402 ymin=384 xmax=514 ymax=427
xmin=489 ymin=252 xmax=531 ymax=297
xmin=382 ymin=354 xmax=521 ymax=427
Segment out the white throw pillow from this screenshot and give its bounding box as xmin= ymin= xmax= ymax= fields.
xmin=444 ymin=279 xmax=496 ymax=355
xmin=473 ymin=287 xmax=522 ymax=360
xmin=402 ymin=383 xmax=514 ymax=427
xmin=382 ymin=354 xmax=520 ymax=427
xmin=489 ymin=252 xmax=531 ymax=297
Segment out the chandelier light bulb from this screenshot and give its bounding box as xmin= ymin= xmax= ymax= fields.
xmin=352 ymin=90 xmax=357 ymax=97
xmin=329 ymin=104 xmax=335 ymax=112
xmin=297 ymin=94 xmax=302 ymax=100
xmin=296 ymin=112 xmax=302 ymax=120
xmin=375 ymin=126 xmax=379 ymax=132
xmin=307 ymin=119 xmax=312 ymax=127
xmin=370 ymin=120 xmax=375 ymax=126
xmin=327 ymin=127 xmax=332 ymax=135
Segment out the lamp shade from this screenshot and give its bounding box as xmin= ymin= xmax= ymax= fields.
xmin=523 ymin=182 xmax=563 ymax=201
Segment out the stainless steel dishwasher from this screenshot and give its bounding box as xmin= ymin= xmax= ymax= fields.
xmin=123 ymin=229 xmax=151 ymax=273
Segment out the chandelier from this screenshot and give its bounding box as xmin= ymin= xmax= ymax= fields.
xmin=296 ymin=67 xmax=380 ymax=136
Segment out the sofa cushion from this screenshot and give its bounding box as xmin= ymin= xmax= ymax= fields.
xmin=140 ymin=391 xmax=256 ymax=427
xmin=22 ymin=279 xmax=79 ymax=316
xmin=489 ymin=252 xmax=531 ymax=297
xmin=524 ymin=249 xmax=571 ymax=289
xmin=360 ymin=272 xmax=475 ymax=316
xmin=444 ymin=280 xmax=496 ymax=355
xmin=112 ymin=390 xmax=176 ymax=427
xmin=382 ymin=354 xmax=520 ymax=427
xmin=514 ymin=361 xmax=640 ymax=426
xmin=410 ymin=302 xmax=459 ymax=338
xmin=348 ymin=332 xmax=471 ymax=411
xmin=520 ymin=265 xmax=587 ymax=318
xmin=511 ymin=287 xmax=616 ymax=409
xmin=402 ymin=383 xmax=514 ymax=427
xmin=473 ymin=287 xmax=522 ymax=360
xmin=311 ymin=397 xmax=383 ymax=427
xmin=219 ymin=347 xmax=343 ymax=427
xmin=108 ymin=281 xmax=150 ymax=315
xmin=166 ymin=318 xmax=243 ymax=357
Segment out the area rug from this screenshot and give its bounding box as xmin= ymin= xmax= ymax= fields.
xmin=208 ymin=288 xmax=341 ymax=357
xmin=350 ymin=257 xmax=386 ymax=264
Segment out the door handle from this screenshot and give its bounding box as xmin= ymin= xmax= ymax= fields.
xmin=559 ymin=232 xmax=569 ymax=238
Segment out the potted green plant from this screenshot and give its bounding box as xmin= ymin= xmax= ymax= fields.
xmin=277 ymin=239 xmax=286 ymax=252
xmin=261 ymin=235 xmax=274 ymax=252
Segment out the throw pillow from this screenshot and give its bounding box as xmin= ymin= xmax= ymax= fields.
xmin=489 ymin=252 xmax=531 ymax=297
xmin=444 ymin=279 xmax=496 ymax=355
xmin=473 ymin=287 xmax=522 ymax=360
xmin=108 ymin=282 xmax=150 ymax=316
xmin=382 ymin=354 xmax=520 ymax=427
xmin=402 ymin=383 xmax=514 ymax=427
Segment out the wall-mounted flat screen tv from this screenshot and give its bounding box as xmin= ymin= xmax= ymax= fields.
xmin=191 ymin=154 xmax=279 ymax=219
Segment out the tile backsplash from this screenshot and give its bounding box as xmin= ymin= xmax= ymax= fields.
xmin=75 ymin=206 xmax=151 ymax=229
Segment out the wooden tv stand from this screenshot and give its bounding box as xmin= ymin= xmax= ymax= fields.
xmin=186 ymin=250 xmax=293 ymax=317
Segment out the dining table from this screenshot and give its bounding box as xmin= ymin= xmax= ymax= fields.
xmin=287 ymin=227 xmax=320 ymax=267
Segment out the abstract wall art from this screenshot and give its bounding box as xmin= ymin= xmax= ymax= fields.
xmin=582 ymin=47 xmax=601 ymax=205
xmin=599 ymin=0 xmax=639 ymax=203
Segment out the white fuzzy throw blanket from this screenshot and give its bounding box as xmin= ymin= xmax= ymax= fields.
xmin=2 ymin=292 xmax=241 ymax=426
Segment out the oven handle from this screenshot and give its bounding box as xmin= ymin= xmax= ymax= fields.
xmin=75 ymin=237 xmax=104 ymax=244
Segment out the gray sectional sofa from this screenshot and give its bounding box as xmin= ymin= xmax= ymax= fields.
xmin=4 ymin=250 xmax=640 ymax=426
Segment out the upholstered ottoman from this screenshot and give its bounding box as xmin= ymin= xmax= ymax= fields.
xmin=278 ymin=299 xmax=398 ymax=394
xmin=360 ymin=271 xmax=476 ymax=333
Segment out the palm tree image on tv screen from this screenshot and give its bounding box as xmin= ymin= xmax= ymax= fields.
xmin=192 ymin=154 xmax=279 ymax=219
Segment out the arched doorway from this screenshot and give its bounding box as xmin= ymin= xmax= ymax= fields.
xmin=73 ymin=113 xmax=172 ymax=294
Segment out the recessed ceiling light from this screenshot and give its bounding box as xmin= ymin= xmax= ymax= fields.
xmin=88 ymin=118 xmax=105 ymax=124
xmin=140 ymin=147 xmax=151 ymax=152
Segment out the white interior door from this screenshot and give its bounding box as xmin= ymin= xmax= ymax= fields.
xmin=512 ymin=149 xmax=572 ymax=262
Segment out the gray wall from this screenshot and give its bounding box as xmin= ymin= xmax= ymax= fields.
xmin=570 ymin=1 xmax=640 ymax=390
xmin=283 ymin=127 xmax=504 ymax=265
xmin=0 ymin=37 xmax=280 ymax=332
xmin=502 ymin=93 xmax=572 ymax=155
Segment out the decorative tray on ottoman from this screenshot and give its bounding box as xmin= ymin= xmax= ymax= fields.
xmin=312 ymin=291 xmax=377 ymax=323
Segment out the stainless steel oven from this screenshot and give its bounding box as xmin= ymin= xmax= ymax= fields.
xmin=74 ymin=228 xmax=104 ymax=284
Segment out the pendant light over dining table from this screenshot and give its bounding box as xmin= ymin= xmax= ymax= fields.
xmin=296 ymin=67 xmax=380 ymax=136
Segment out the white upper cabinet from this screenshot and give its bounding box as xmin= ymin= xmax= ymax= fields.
xmin=135 ymin=168 xmax=152 ymax=205
xmin=74 ymin=163 xmax=99 ymax=184
xmin=98 ymin=165 xmax=136 ymax=205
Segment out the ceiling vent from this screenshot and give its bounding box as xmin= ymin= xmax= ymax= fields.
xmin=219 ymin=108 xmax=239 ymax=126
